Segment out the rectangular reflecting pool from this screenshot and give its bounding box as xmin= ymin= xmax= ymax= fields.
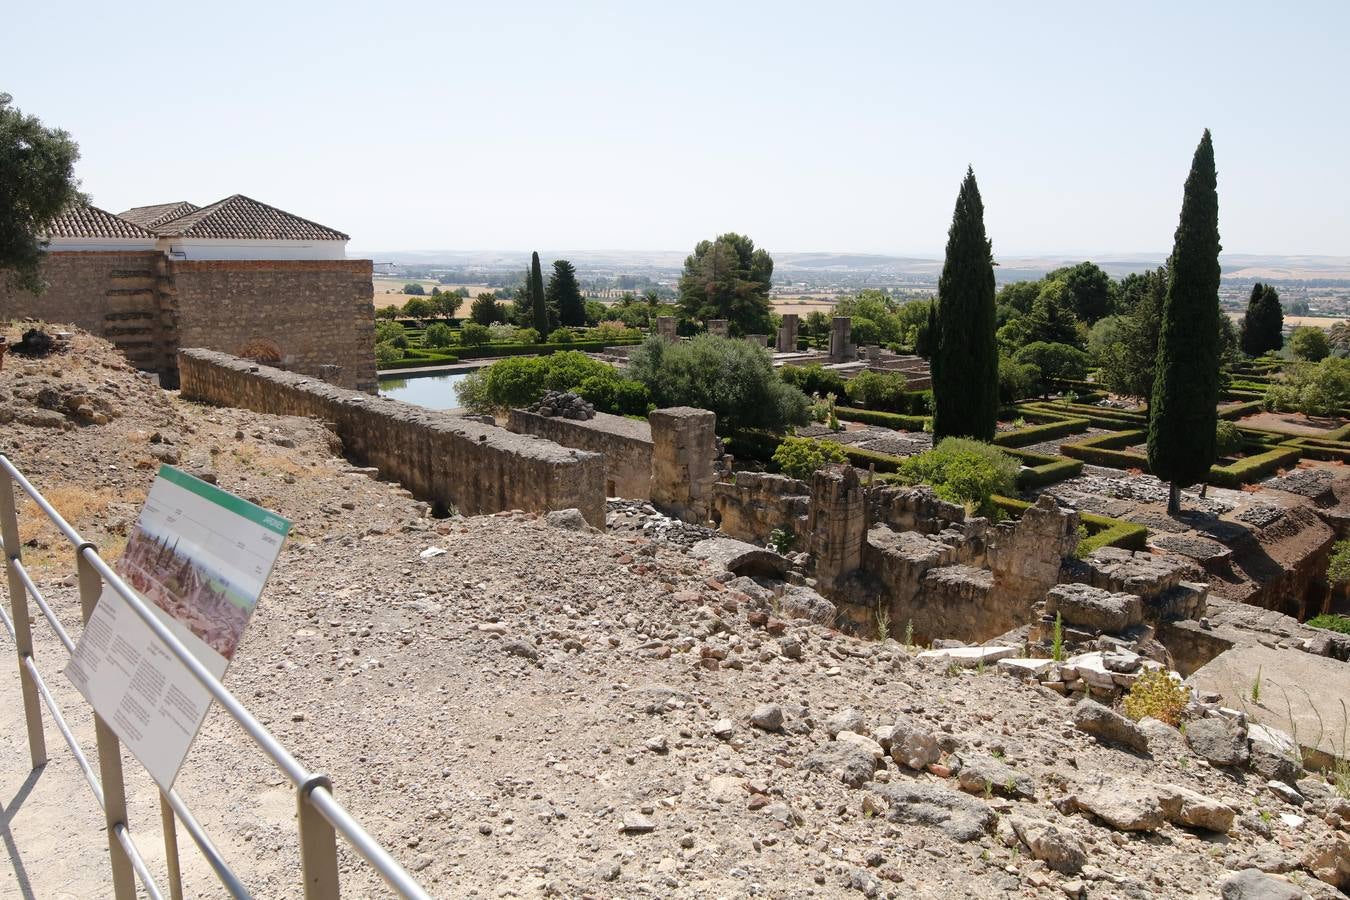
xmin=378 ymin=371 xmax=474 ymax=409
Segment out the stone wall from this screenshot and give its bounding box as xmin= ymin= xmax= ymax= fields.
xmin=2 ymin=252 xmax=377 ymax=392
xmin=178 ymin=349 xmax=606 ymax=524
xmin=808 ymin=465 xmax=868 ymax=595
xmin=172 ymin=259 xmax=376 ymax=392
xmin=0 ymin=251 xmax=177 ymax=374
xmin=507 ymin=407 xmax=653 ymax=499
xmin=709 ymin=472 xmax=810 ymax=546
xmin=649 ymin=407 xmax=723 ymax=523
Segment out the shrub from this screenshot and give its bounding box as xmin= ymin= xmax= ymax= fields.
xmin=771 ymin=436 xmax=848 ymax=480
xmin=1290 ymin=326 xmax=1330 ymax=362
xmin=844 ymin=370 xmax=909 ymax=411
xmin=515 ymin=327 xmax=540 ymax=345
xmin=779 ymin=364 xmax=848 ymax=398
xmin=998 ymin=354 xmax=1041 ymax=403
xmin=592 ymin=321 xmax=642 ymax=343
xmin=459 ymin=322 xmax=491 ymax=346
xmin=375 ymin=320 xmax=406 ymax=344
xmin=549 ymin=328 xmax=576 ymax=343
xmin=833 ymin=406 xmax=928 ymax=431
xmin=423 ymin=322 xmax=454 ymax=348
xmin=890 ymin=438 xmax=1019 ymax=517
xmin=403 ymin=282 xmax=426 ymax=296
xmin=374 ymin=341 xmax=402 ymax=366
xmin=628 ymin=334 xmax=811 ymax=433
xmin=574 ymin=374 xmax=652 ymax=416
xmin=488 ymin=324 xmax=518 ymax=343
xmin=1327 ymin=540 xmax=1350 ymax=586
xmin=1307 ymin=614 xmax=1350 ymax=635
xmin=1121 ymin=669 xmax=1190 ymax=726
xmin=1215 ymin=420 xmax=1244 ymax=456
xmin=1265 ymin=357 xmax=1350 ymax=416
xmin=456 ymin=351 xmax=629 ymax=414
xmin=375 ymin=305 xmax=399 ymax=320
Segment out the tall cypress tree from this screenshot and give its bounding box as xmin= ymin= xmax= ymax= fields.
xmin=1239 ymin=282 xmax=1283 ymax=356
xmin=529 ymin=251 xmax=548 ymax=335
xmin=547 ymin=259 xmax=586 ymax=327
xmin=1258 ymin=284 xmax=1283 ymax=353
xmin=1148 ymin=130 xmax=1221 ymax=514
xmin=932 ymin=167 xmax=998 ymax=441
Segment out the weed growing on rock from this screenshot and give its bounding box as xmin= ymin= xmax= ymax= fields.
xmin=1051 ymin=612 xmax=1065 ymax=663
xmin=1122 ymin=668 xmax=1190 ymax=726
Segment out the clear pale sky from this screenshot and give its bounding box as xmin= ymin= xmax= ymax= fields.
xmin=7 ymin=1 xmax=1348 ymax=256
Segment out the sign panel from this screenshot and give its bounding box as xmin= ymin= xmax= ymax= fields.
xmin=66 ymin=465 xmax=290 ymax=790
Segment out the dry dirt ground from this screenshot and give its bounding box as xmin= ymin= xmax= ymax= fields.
xmin=2 ymin=328 xmax=1349 ymax=899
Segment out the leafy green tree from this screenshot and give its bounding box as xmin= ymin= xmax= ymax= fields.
xmin=894 ymin=299 xmax=932 ymax=351
xmin=677 ymin=233 xmax=774 ymax=336
xmin=433 ymin=290 xmax=464 ymax=318
xmin=844 ymin=370 xmax=909 ymax=410
xmin=403 ymin=282 xmax=426 ymax=296
xmin=1239 ymin=282 xmax=1283 ymax=356
xmin=778 ymin=364 xmax=848 ymax=398
xmin=584 ymin=300 xmax=608 ymax=326
xmin=932 ymin=168 xmax=998 ymax=441
xmin=402 ymin=296 xmax=433 ymax=318
xmin=374 ymin=305 xmax=399 ymax=320
xmin=374 ymin=341 xmax=402 ymax=365
xmin=1265 ymin=357 xmax=1350 ymax=415
xmin=996 ymin=281 xmax=1041 ymax=317
xmin=459 ymin=322 xmax=491 ymax=345
xmin=1091 ymin=267 xmax=1167 ymax=399
xmin=469 ymin=291 xmax=507 ymax=326
xmin=626 ymin=334 xmax=810 ymax=433
xmin=998 ymin=354 xmax=1040 ymax=403
xmin=547 ymin=259 xmax=586 ymax=327
xmin=1290 ymin=326 xmax=1329 ymax=362
xmin=0 ymin=93 xmax=85 ymax=293
xmin=375 ymin=320 xmax=406 ymax=344
xmin=771 ymin=436 xmax=848 ymax=480
xmin=423 ymin=322 xmax=454 ymax=348
xmin=804 ymin=310 xmax=830 ymax=338
xmin=1148 ymin=130 xmax=1222 ymax=514
xmin=1014 ymin=341 xmax=1088 ymax=394
xmin=528 ymin=252 xmax=550 ymax=335
xmin=1045 ymin=261 xmax=1116 ymax=324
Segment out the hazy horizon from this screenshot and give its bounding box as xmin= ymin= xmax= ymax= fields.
xmin=9 ymin=2 xmax=1350 ymax=256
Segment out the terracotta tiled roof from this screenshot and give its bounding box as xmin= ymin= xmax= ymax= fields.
xmin=151 ymin=194 xmax=349 ymax=241
xmin=45 ymin=205 xmax=158 ymax=240
xmin=118 ymin=201 xmax=200 ymax=230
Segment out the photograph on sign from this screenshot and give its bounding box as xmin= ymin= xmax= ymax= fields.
xmin=65 ymin=465 xmax=290 ymax=789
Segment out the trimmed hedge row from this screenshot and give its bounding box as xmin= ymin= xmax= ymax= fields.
xmin=379 ymin=353 xmax=461 ymax=370
xmin=452 ymin=339 xmax=643 ymax=360
xmin=1061 ymin=430 xmax=1149 ymax=469
xmin=1019 ymin=401 xmax=1146 ymax=430
xmin=1004 ymin=448 xmax=1084 ymax=489
xmin=835 ymin=407 xmax=929 ymax=431
xmin=1218 ymin=399 xmax=1264 ymax=420
xmin=840 ymin=444 xmax=907 ymax=473
xmin=1207 ymin=444 xmax=1303 ymax=488
xmin=993 ymin=416 xmax=1090 ymax=448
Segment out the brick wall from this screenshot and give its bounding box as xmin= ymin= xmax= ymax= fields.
xmin=171 ymin=259 xmax=376 ymax=391
xmin=506 ymin=408 xmax=653 ymax=498
xmin=178 ymin=349 xmax=606 ymax=524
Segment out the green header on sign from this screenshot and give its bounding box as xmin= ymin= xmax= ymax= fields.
xmin=158 ymin=465 xmax=292 ymax=536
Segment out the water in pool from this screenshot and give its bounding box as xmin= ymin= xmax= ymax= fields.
xmin=379 ymin=372 xmax=471 ymax=409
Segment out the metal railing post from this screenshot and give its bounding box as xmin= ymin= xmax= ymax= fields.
xmin=298 ymin=775 xmax=340 ymax=899
xmin=160 ymin=791 xmax=185 ymax=900
xmin=0 ymin=467 xmax=46 ymax=768
xmin=76 ymin=546 xmax=137 ymax=900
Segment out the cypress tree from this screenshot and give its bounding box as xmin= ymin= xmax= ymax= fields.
xmin=1239 ymin=282 xmax=1283 ymax=356
xmin=529 ymin=251 xmax=548 ymax=335
xmin=1148 ymin=130 xmax=1222 ymax=514
xmin=1258 ymin=284 xmax=1283 ymax=353
xmin=547 ymin=259 xmax=586 ymax=327
xmin=932 ymin=167 xmax=998 ymax=442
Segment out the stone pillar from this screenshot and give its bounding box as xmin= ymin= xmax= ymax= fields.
xmin=808 ymin=464 xmax=867 ymax=596
xmin=706 ymin=319 xmax=729 ymax=338
xmin=656 ymin=316 xmax=678 ymax=343
xmin=649 ymin=407 xmax=721 ymax=524
xmin=829 ymin=316 xmax=853 ymax=362
xmin=988 ymin=494 xmax=1080 ymax=605
xmin=777 ymin=314 xmax=799 ymax=352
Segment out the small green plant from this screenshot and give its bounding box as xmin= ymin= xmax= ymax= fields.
xmin=1251 ymin=665 xmax=1262 ymax=704
xmin=1011 ymin=416 xmax=1027 ymax=428
xmin=903 ymin=619 xmax=914 ymax=650
xmin=1121 ymin=668 xmax=1190 ymax=726
xmin=975 ymin=657 xmax=986 ymax=675
xmin=771 ymin=435 xmax=848 ymax=481
xmin=1050 ymin=612 xmax=1065 ymax=662
xmin=983 ymin=779 xmax=994 ymax=799
xmin=768 ymin=527 xmax=795 ymax=555
xmin=875 ymin=603 xmax=891 ymax=642
xmin=825 ymin=392 xmax=841 ymax=432
xmin=1258 ymin=808 xmax=1273 ymax=824
xmin=991 ymin=748 xmax=1005 ymax=760
xmin=1307 ymin=612 xmax=1350 ymax=635
xmin=1072 ymin=524 xmax=1091 ymax=559
xmin=945 ymin=661 xmax=962 ymax=678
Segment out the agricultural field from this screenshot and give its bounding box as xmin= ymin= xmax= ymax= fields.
xmin=372 ymin=276 xmax=493 ymax=308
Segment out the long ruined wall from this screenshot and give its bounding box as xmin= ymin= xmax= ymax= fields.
xmin=178 ymin=349 xmax=606 ymax=524
xmin=171 ymin=259 xmax=377 ymax=392
xmin=506 ymin=408 xmax=653 ymax=499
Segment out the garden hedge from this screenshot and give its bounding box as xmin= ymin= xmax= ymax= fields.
xmin=1061 ymin=430 xmax=1149 ymax=469
xmin=993 ymin=416 xmax=1090 ymax=448
xmin=835 ymin=407 xmax=929 ymax=431
xmin=1004 ymin=448 xmax=1084 ymax=489
xmin=1207 ymin=443 xmax=1303 ymax=488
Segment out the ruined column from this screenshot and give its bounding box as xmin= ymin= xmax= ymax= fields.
xmin=829 ymin=316 xmax=853 ymax=362
xmin=777 ymin=313 xmax=799 ymax=352
xmin=649 ymin=407 xmax=721 ymax=524
xmin=706 ymin=319 xmax=729 ymax=338
xmin=808 ymin=464 xmax=867 ymax=596
xmin=656 ymin=316 xmax=678 ymax=343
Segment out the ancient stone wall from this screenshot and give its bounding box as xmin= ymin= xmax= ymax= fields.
xmin=709 ymin=472 xmax=810 ymax=546
xmin=808 ymin=465 xmax=868 ymax=595
xmin=649 ymin=407 xmax=722 ymax=523
xmin=868 ymin=485 xmax=968 ymax=535
xmin=178 ymin=349 xmax=606 ymax=524
xmin=172 ymin=259 xmax=376 ymax=392
xmin=507 ymin=407 xmax=653 ymax=499
xmin=777 ymin=314 xmax=799 ymax=352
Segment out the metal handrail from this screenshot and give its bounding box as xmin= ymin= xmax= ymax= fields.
xmin=0 ymin=453 xmax=433 ymax=899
